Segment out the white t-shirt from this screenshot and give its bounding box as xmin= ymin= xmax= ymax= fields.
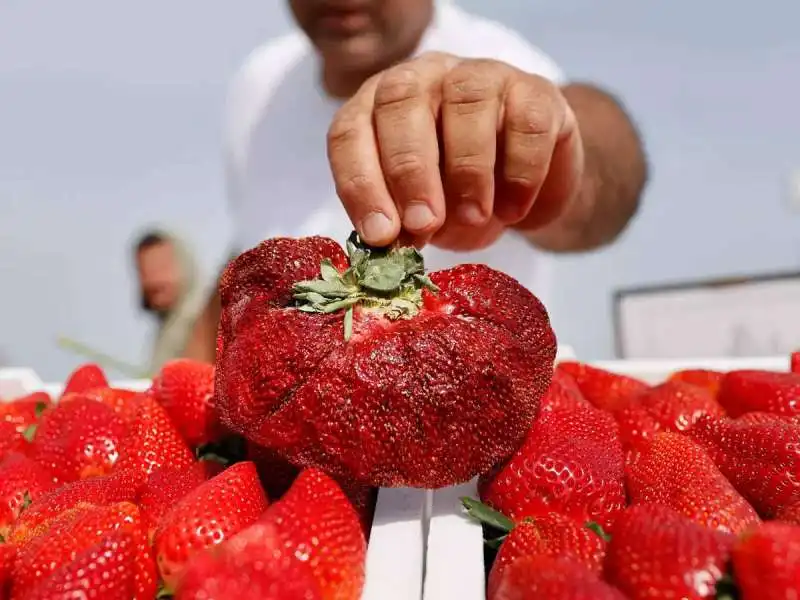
xmin=224 ymin=2 xmax=565 ymax=306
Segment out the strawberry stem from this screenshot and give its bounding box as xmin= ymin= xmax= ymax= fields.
xmin=585 ymin=521 xmax=611 ymax=542
xmin=460 ymin=497 xmax=515 ymax=533
xmin=715 ymin=572 xmax=740 ymax=600
xmin=22 ymin=424 xmax=37 ymax=442
xmin=293 ymin=232 xmax=438 ymax=340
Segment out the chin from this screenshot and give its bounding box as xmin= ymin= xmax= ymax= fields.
xmin=319 ymin=33 xmax=386 ymax=72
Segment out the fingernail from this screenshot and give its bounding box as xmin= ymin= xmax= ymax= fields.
xmin=403 ymin=203 xmax=436 ymax=232
xmin=360 ymin=211 xmax=394 ymax=243
xmin=457 ymin=202 xmax=486 ymax=226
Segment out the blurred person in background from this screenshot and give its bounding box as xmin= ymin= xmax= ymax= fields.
xmin=134 ymin=230 xmax=206 ymax=374
xmin=185 ymin=0 xmax=648 ymax=362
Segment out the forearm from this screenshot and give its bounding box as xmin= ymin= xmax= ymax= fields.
xmin=522 ymin=82 xmax=648 ymax=253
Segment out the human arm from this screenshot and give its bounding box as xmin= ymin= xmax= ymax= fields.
xmin=518 ymin=82 xmax=647 ymax=252
xmin=325 ymin=52 xmax=647 ymax=252
xmin=182 ymin=287 xmax=221 ymax=365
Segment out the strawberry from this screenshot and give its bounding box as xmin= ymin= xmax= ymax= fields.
xmin=556 ymin=361 xmax=648 ymax=412
xmin=137 ymin=461 xmax=222 ymax=536
xmin=11 ymin=502 xmax=156 ymax=600
xmin=0 ymin=392 xmax=51 ymax=435
xmin=154 ymin=461 xmax=268 ymax=591
xmin=0 ymin=543 xmax=14 ymax=599
xmin=541 ymin=367 xmax=593 ymax=411
xmin=29 ymin=396 xmax=127 ymax=482
xmin=792 ymin=351 xmax=800 ymax=374
xmin=734 ymin=411 xmax=798 ymax=426
xmin=177 ymin=520 xmax=323 ymax=600
xmin=257 ymin=468 xmax=366 ymax=600
xmin=716 ymin=370 xmax=800 ymax=417
xmin=23 ymin=532 xmax=140 ymax=600
xmin=486 ymin=512 xmax=606 ymax=598
xmin=668 ymin=368 xmax=724 ymax=396
xmin=492 ymin=554 xmax=626 ymax=600
xmin=0 ymin=453 xmax=56 ymax=539
xmin=614 ymin=381 xmax=725 ymax=451
xmin=626 ymin=432 xmax=760 ymax=534
xmin=151 ymin=359 xmax=221 ymax=447
xmin=0 ymin=422 xmax=31 ymax=463
xmin=214 ymin=234 xmax=557 ymax=488
xmin=247 ymin=439 xmax=300 ymax=500
xmin=775 ymin=500 xmax=800 ymax=525
xmin=690 ymin=416 xmax=800 ymax=517
xmin=9 ymin=469 xmax=141 ymax=543
xmin=61 ymin=362 xmax=109 ymax=397
xmin=478 ymin=396 xmax=626 ymax=529
xmin=80 ymin=387 xmax=141 ymax=422
xmin=604 ymin=504 xmax=735 ymax=599
xmin=114 ymin=393 xmax=195 ymax=479
xmin=731 ymin=521 xmax=800 ymax=600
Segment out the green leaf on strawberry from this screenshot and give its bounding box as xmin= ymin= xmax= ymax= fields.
xmin=293 ymin=231 xmax=438 ymax=340
xmin=461 ymin=497 xmax=514 ymax=533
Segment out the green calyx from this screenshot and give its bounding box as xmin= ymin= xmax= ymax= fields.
xmin=292 ymin=231 xmax=438 ymax=340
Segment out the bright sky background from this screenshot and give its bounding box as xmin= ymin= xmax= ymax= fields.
xmin=1 ymin=1 xmax=798 ymax=379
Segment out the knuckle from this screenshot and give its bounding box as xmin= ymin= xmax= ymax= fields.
xmin=447 ymin=151 xmax=492 ymax=180
xmin=384 ymin=149 xmax=428 ymax=182
xmin=443 ymin=61 xmax=501 ymax=107
xmin=374 ymin=66 xmax=424 ymax=109
xmin=506 ymin=78 xmax=561 ymax=136
xmin=335 ymin=172 xmax=373 ymax=203
xmin=326 ymin=116 xmax=360 ymax=151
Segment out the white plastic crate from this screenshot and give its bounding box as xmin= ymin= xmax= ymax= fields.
xmin=2 ymin=351 xmax=791 ymax=599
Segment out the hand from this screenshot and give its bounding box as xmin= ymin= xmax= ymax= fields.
xmin=327 ymin=51 xmax=584 ymax=251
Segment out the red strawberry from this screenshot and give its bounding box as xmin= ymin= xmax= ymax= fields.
xmin=176 ymin=520 xmax=323 ymax=600
xmin=23 ymin=532 xmax=140 ymax=600
xmin=556 ymin=361 xmax=648 ymax=412
xmin=492 ymin=555 xmax=626 ymax=600
xmin=114 ymin=394 xmax=195 ymax=479
xmin=137 ymin=461 xmax=222 ymax=536
xmin=0 ymin=543 xmax=14 ymax=599
xmin=0 ymin=422 xmax=31 ymax=463
xmin=626 ymin=432 xmax=760 ymax=534
xmin=487 ymin=513 xmax=606 ymax=598
xmin=734 ymin=411 xmax=798 ymax=426
xmin=61 ymin=363 xmax=109 ymax=397
xmin=151 ymin=359 xmax=221 ymax=447
xmin=0 ymin=453 xmax=56 ymax=538
xmin=690 ymin=416 xmax=800 ymax=517
xmin=541 ymin=368 xmax=593 ymax=411
xmin=11 ymin=502 xmax=156 ymax=600
xmin=668 ymin=368 xmax=724 ymax=396
xmin=731 ymin=521 xmax=800 ymax=600
xmin=792 ymin=351 xmax=800 ymax=374
xmin=0 ymin=392 xmax=51 ymax=435
xmin=479 ymin=398 xmax=626 ymax=529
xmin=604 ymin=504 xmax=735 ymax=599
xmin=775 ymin=500 xmax=800 ymax=525
xmin=81 ymin=387 xmax=141 ymax=422
xmin=716 ymin=370 xmax=800 ymax=417
xmin=257 ymin=468 xmax=366 ymax=600
xmin=154 ymin=461 xmax=268 ymax=591
xmin=9 ymin=470 xmax=141 ymax=544
xmin=30 ymin=396 xmax=127 ymax=482
xmin=614 ymin=381 xmax=725 ymax=451
xmin=215 ymin=235 xmax=557 ymax=488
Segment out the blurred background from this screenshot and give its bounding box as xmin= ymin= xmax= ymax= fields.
xmin=1 ymin=0 xmax=798 ymax=380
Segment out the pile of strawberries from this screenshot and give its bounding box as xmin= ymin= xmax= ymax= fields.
xmin=0 ymin=359 xmax=368 ymax=599
xmin=465 ymin=351 xmax=800 ymax=599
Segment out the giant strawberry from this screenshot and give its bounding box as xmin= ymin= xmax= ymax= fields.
xmin=625 ymin=432 xmax=760 ymax=534
xmin=214 ymin=234 xmax=557 ymax=488
xmin=690 ymin=416 xmax=800 ymax=517
xmin=478 ymin=391 xmax=626 ymax=529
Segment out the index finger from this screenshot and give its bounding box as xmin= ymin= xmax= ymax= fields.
xmin=327 ymin=74 xmax=401 ymax=247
